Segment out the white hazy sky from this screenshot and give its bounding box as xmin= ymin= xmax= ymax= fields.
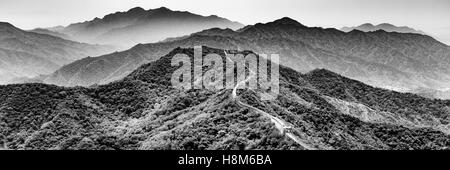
xmin=0 ymin=0 xmax=449 ymax=44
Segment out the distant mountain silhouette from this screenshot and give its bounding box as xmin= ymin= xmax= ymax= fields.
xmin=57 ymin=7 xmax=243 ymax=48
xmin=341 ymin=23 xmax=427 ymax=35
xmin=0 ymin=22 xmax=115 ymax=84
xmin=44 ymin=17 xmax=450 ymax=99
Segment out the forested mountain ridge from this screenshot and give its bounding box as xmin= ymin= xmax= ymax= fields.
xmin=1 ymin=46 xmax=450 ymax=150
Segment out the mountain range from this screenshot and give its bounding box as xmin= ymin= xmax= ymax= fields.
xmin=0 ymin=22 xmax=115 ymax=84
xmin=1 ymin=46 xmax=449 ymax=150
xmin=53 ymin=7 xmax=243 ymax=48
xmin=43 ymin=17 xmax=450 ymax=99
xmin=2 ymin=7 xmax=450 ymax=150
xmin=341 ymin=23 xmax=428 ymax=35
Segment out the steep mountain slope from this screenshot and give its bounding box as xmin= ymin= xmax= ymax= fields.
xmin=46 ymin=17 xmax=450 ymax=96
xmin=0 ymin=22 xmax=115 ymax=84
xmin=341 ymin=23 xmax=427 ymax=35
xmin=1 ymin=46 xmax=450 ymax=150
xmin=59 ymin=7 xmax=243 ymax=48
xmin=0 ymin=47 xmax=59 ymax=83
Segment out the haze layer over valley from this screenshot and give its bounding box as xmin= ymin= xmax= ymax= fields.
xmin=0 ymin=22 xmax=114 ymax=84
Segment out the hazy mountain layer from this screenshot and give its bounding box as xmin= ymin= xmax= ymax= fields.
xmin=58 ymin=7 xmax=243 ymax=48
xmin=341 ymin=23 xmax=428 ymax=35
xmin=1 ymin=47 xmax=449 ymax=150
xmin=45 ymin=17 xmax=450 ymax=98
xmin=29 ymin=28 xmax=73 ymax=41
xmin=0 ymin=22 xmax=115 ymax=84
